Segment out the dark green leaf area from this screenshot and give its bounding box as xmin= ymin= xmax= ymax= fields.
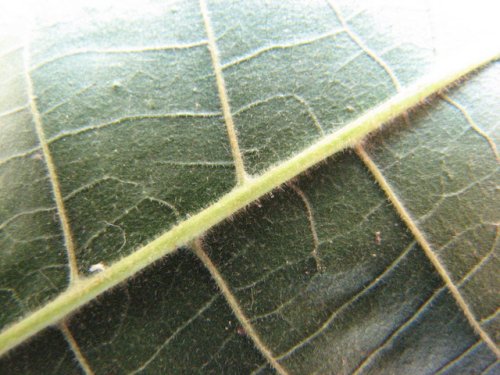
xmin=203 ymin=153 xmax=492 ymax=374
xmin=0 ymin=45 xmax=69 ymax=330
xmin=0 ymin=328 xmax=80 ymax=375
xmin=367 ymin=63 xmax=500 ymax=340
xmin=66 ymin=250 xmax=263 ymax=374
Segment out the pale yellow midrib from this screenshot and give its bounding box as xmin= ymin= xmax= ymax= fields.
xmin=197 ymin=2 xmax=284 ymax=371
xmin=0 ymin=49 xmax=497 ymax=358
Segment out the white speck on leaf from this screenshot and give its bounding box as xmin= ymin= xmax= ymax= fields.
xmin=89 ymin=263 xmax=106 ymax=273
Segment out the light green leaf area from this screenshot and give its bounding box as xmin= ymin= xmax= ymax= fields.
xmin=0 ymin=0 xmax=498 ymax=374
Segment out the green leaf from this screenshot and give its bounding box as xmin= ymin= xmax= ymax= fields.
xmin=0 ymin=0 xmax=498 ymax=374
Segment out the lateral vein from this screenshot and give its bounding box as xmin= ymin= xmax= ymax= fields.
xmin=23 ymin=39 xmax=80 ymax=284
xmin=192 ymin=239 xmax=289 ymax=375
xmin=0 ymin=49 xmax=496 ymax=357
xmin=329 ymin=2 xmax=499 ymax=357
xmin=60 ymin=322 xmax=94 ymax=375
xmin=355 ymin=145 xmax=500 ymax=358
xmin=199 ymin=0 xmax=248 ymax=184
xmin=327 ymin=0 xmax=402 ymax=91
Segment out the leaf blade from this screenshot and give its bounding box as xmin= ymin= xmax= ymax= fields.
xmin=1 ymin=1 xmax=499 ymax=372
xmin=0 ymin=51 xmax=495 ymax=356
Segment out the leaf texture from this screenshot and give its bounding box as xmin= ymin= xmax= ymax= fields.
xmin=0 ymin=0 xmax=498 ymax=373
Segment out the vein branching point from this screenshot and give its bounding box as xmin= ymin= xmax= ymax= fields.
xmin=0 ymin=48 xmax=497 ymax=358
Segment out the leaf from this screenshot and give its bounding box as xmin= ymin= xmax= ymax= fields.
xmin=0 ymin=0 xmax=498 ymax=374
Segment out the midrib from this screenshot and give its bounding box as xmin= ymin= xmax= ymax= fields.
xmin=0 ymin=47 xmax=497 ymax=358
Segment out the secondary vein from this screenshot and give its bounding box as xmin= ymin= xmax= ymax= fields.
xmin=0 ymin=49 xmax=497 ymax=358
xmin=23 ymin=36 xmax=80 ymax=284
xmin=60 ymin=322 xmax=95 ymax=375
xmin=199 ymin=0 xmax=248 ymax=185
xmin=192 ymin=239 xmax=289 ymax=375
xmin=329 ymin=1 xmax=499 ymax=357
xmin=355 ymin=145 xmax=500 ymax=358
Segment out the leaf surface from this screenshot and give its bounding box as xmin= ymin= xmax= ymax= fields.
xmin=0 ymin=0 xmax=498 ymax=373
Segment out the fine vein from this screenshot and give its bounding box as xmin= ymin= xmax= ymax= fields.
xmin=434 ymin=340 xmax=482 ymax=375
xmin=355 ymin=145 xmax=500 ymax=358
xmin=130 ymin=294 xmax=219 ymax=374
xmin=277 ymin=241 xmax=416 ymax=361
xmin=0 ymin=49 xmax=496 ymax=357
xmin=192 ymin=239 xmax=289 ymax=375
xmin=30 ymin=40 xmax=208 ymax=72
xmin=440 ymin=94 xmax=499 ymax=162
xmin=289 ymin=183 xmax=323 ymax=271
xmin=327 ymin=0 xmax=402 ymax=91
xmin=327 ymin=0 xmax=413 ymax=132
xmin=351 ymin=286 xmax=447 ymax=374
xmin=199 ymin=0 xmax=248 ymax=184
xmin=23 ymin=38 xmax=80 ymax=284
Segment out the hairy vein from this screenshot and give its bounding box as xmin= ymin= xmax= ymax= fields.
xmin=192 ymin=239 xmax=289 ymax=375
xmin=60 ymin=322 xmax=94 ymax=375
xmin=23 ymin=39 xmax=80 ymax=284
xmin=0 ymin=206 xmax=55 ymax=231
xmin=440 ymin=94 xmax=499 ymax=162
xmin=457 ymin=225 xmax=499 ymax=287
xmin=326 ymin=0 xmax=415 ymax=127
xmin=479 ymin=358 xmax=499 ymax=374
xmin=329 ymin=0 xmax=499 ymax=358
xmin=355 ymin=145 xmax=500 ymax=358
xmin=199 ymin=0 xmax=248 ymax=184
xmin=0 ymin=50 xmax=496 ymax=357
xmin=0 ymin=146 xmax=42 ymax=166
xmin=0 ymin=104 xmax=28 ymax=119
xmin=354 ymin=231 xmax=499 ymax=374
xmin=326 ymin=0 xmax=402 ymax=91
xmin=233 ymin=94 xmax=325 ymax=136
xmin=48 ymin=112 xmax=221 ymax=144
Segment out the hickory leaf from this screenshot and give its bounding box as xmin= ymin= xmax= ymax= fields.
xmin=0 ymin=0 xmax=499 ymax=374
